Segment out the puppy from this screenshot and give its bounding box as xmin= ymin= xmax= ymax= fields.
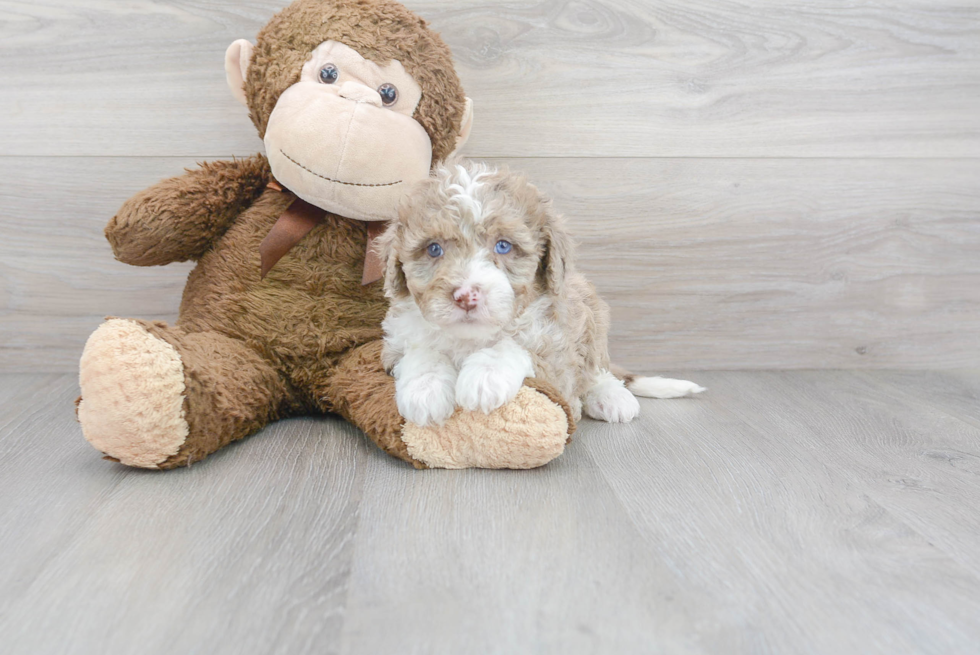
xmin=379 ymin=159 xmax=704 ymax=427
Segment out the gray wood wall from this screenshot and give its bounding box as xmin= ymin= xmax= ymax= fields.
xmin=1 ymin=0 xmax=978 ymax=372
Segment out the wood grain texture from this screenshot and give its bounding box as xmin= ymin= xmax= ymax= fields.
xmin=0 ymin=0 xmax=978 ymax=157
xmin=860 ymin=369 xmax=980 ymax=430
xmin=581 ymin=371 xmax=980 ymax=654
xmin=3 ymin=372 xmax=980 ymax=654
xmin=694 ymin=370 xmax=980 ymax=580
xmin=2 ymin=156 xmax=977 ymax=371
xmin=338 ymin=449 xmax=735 ymax=654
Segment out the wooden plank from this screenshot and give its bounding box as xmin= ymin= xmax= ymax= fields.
xmin=0 ymin=374 xmax=372 ymax=654
xmin=0 ymin=373 xmax=62 ymax=418
xmin=0 ymin=375 xmax=133 ymax=621
xmin=528 ymin=157 xmax=980 ymax=370
xmin=585 ymin=391 xmax=980 ymax=654
xmin=3 ymin=156 xmax=978 ymax=371
xmin=0 ymin=0 xmax=977 ymax=157
xmin=693 ymin=370 xmax=980 ymax=578
xmin=859 ymin=369 xmax=980 ymax=430
xmin=337 ymin=450 xmax=735 ymax=654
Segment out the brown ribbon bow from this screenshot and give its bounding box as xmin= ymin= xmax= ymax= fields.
xmin=259 ymin=181 xmax=387 ymax=285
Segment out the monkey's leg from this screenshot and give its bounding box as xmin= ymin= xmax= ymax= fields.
xmin=78 ymin=319 xmax=293 ymax=469
xmin=321 ymin=341 xmax=576 ymax=469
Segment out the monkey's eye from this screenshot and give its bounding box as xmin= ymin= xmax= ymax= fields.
xmin=494 ymin=240 xmax=513 ymax=255
xmin=318 ymin=64 xmax=339 ymax=84
xmin=378 ymin=83 xmax=398 ymax=106
xmin=427 ymin=242 xmax=444 ymax=258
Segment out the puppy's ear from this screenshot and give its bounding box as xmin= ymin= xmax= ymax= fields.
xmin=539 ymin=202 xmax=573 ymax=296
xmin=378 ymin=222 xmax=409 ymax=298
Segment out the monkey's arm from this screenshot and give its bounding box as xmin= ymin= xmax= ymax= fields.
xmin=106 ymin=154 xmax=270 ymax=266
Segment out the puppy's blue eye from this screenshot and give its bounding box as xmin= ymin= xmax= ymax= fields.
xmin=427 ymin=243 xmax=443 ymax=258
xmin=494 ymin=240 xmax=513 ymax=255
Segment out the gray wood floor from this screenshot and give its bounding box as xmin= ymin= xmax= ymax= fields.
xmin=2 ymin=371 xmax=980 ymax=654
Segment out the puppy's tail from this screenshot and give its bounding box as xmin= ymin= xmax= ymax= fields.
xmin=610 ymin=363 xmax=706 ymax=399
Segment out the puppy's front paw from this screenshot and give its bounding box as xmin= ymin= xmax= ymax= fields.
xmin=396 ymin=374 xmax=456 ymax=427
xmin=456 ymin=354 xmax=525 ymax=414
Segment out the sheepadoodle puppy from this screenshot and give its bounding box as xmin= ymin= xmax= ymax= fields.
xmin=379 ymin=159 xmax=704 ymax=427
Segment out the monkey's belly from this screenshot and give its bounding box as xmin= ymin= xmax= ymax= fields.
xmin=178 ymin=252 xmax=386 ymax=370
xmin=240 ymin=283 xmax=386 ymax=359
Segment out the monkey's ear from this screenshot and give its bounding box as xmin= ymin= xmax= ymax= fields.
xmin=224 ymin=39 xmax=254 ymax=106
xmin=449 ymin=98 xmax=474 ymax=157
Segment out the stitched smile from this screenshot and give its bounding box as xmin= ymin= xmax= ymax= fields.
xmin=280 ymin=150 xmax=403 ymax=187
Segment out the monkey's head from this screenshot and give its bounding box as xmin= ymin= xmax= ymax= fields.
xmin=225 ymin=0 xmax=473 ymax=222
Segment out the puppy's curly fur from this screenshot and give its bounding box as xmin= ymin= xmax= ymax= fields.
xmin=380 ymin=159 xmax=703 ymax=427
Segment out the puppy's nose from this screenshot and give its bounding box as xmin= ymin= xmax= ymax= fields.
xmin=453 ymin=286 xmax=482 ymax=312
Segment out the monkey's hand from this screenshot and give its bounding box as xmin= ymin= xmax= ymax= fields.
xmin=106 ymin=154 xmax=270 ymax=266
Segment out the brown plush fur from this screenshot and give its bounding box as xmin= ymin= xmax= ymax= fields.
xmin=108 ymin=156 xmax=404 ymax=468
xmin=80 ymin=0 xmax=574 ymax=470
xmin=107 ymin=156 xmax=271 ymax=266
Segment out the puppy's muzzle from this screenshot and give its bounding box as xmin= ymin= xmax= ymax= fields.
xmin=453 ymin=285 xmax=482 ymax=312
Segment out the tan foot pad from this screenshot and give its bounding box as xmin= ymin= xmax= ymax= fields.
xmin=401 ymin=386 xmax=569 ymax=469
xmin=78 ymin=319 xmax=189 ymax=468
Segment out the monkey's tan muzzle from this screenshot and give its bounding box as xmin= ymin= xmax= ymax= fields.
xmin=264 ymin=82 xmax=433 ymax=222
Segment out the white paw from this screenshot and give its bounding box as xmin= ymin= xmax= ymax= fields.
xmin=396 ymin=373 xmax=457 ymax=427
xmin=584 ymin=379 xmax=640 ymax=423
xmin=628 ymin=376 xmax=705 ymax=399
xmin=456 ymin=355 xmax=525 ymax=414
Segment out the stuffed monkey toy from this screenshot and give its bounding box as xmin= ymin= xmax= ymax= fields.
xmin=77 ymin=0 xmax=574 ymax=470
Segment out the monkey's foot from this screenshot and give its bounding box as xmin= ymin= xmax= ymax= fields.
xmin=401 ymin=379 xmax=574 ymax=469
xmin=78 ymin=319 xmax=189 ymax=469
